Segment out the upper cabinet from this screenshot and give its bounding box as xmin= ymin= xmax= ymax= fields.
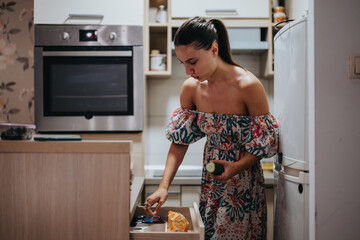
xmin=34 ymin=0 xmax=144 ymax=25
xmin=144 ymin=0 xmax=172 ymax=77
xmin=171 ymin=0 xmax=269 ymax=19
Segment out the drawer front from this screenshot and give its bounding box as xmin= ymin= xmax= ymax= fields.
xmin=130 ymin=203 xmax=204 ymax=240
xmin=171 ymin=0 xmax=269 ymax=19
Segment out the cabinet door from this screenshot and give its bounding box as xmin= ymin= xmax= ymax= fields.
xmin=171 ymin=0 xmax=269 ymax=19
xmin=34 ymin=0 xmax=143 ymax=25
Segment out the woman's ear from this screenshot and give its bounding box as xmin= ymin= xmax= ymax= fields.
xmin=211 ymin=42 xmax=218 ymax=57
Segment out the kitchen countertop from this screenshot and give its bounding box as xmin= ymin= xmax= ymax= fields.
xmin=145 ymin=169 xmax=274 ymax=186
xmin=0 ymin=139 xmax=132 ymax=153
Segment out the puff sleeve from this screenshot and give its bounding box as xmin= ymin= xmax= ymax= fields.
xmin=242 ymin=113 xmax=279 ymax=158
xmin=166 ymin=107 xmax=205 ymax=145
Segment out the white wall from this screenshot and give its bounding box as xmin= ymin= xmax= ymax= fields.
xmin=146 ymin=53 xmax=274 ymax=170
xmin=313 ymin=0 xmax=360 ymax=239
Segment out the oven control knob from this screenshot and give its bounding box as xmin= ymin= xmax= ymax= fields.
xmin=109 ymin=32 xmax=117 ymax=40
xmin=62 ymin=32 xmax=70 ymax=40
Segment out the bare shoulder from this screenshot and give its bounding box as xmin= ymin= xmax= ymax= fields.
xmin=180 ymin=77 xmax=198 ymax=110
xmin=238 ymin=70 xmax=269 ymax=116
xmin=238 ymin=70 xmax=263 ymax=92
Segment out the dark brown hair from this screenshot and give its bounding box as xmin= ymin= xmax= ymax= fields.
xmin=174 ymin=16 xmax=242 ymax=68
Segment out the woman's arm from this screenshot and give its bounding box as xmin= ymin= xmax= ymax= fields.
xmin=144 ymin=78 xmax=196 ymax=215
xmin=212 ymin=153 xmax=260 ymax=183
xmin=144 ymin=143 xmax=188 ymax=215
xmin=159 ymin=143 xmax=189 ymax=191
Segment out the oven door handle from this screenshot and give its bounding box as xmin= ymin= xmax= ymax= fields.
xmin=42 ymin=51 xmax=132 ymax=57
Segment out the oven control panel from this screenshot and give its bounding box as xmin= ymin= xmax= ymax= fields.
xmin=79 ymin=29 xmax=98 ymax=41
xmin=35 ymin=25 xmax=142 ymax=46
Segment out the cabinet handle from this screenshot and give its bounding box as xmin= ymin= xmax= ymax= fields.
xmin=43 ymin=51 xmax=132 ymax=57
xmin=146 ymin=191 xmax=181 ymax=195
xmin=68 ymin=14 xmax=104 ymax=19
xmin=205 ymin=9 xmax=238 ymax=16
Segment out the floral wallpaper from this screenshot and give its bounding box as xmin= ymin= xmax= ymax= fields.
xmin=0 ymin=0 xmax=34 ymax=124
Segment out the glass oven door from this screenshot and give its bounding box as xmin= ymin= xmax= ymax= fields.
xmin=42 ymin=46 xmax=133 ymax=119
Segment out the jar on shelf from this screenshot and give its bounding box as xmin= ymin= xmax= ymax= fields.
xmin=156 ymin=5 xmax=167 ymax=23
xmin=273 ymin=6 xmax=286 ymax=23
xmin=150 ymin=49 xmax=166 ymax=71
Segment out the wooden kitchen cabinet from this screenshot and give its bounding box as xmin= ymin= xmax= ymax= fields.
xmin=0 ymin=140 xmax=133 ymax=240
xmin=144 ymin=0 xmax=172 ymax=76
xmin=34 ymin=0 xmax=143 ymax=25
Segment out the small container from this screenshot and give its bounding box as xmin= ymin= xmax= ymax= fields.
xmin=150 ymin=50 xmax=166 ymax=71
xmin=206 ymin=162 xmax=224 ymax=175
xmin=156 ymin=5 xmax=167 ymax=23
xmin=273 ymin=6 xmax=286 ymax=23
xmin=0 ymin=123 xmax=35 ymax=140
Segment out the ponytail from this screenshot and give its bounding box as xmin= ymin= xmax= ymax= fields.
xmin=209 ymin=19 xmax=241 ymax=68
xmin=174 ymin=16 xmax=244 ymax=69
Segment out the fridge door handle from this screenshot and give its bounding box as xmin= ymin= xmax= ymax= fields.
xmin=276 ymin=152 xmax=283 ymax=164
xmin=280 ymin=171 xmax=309 ymax=184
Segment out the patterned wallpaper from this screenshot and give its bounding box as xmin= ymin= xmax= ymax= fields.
xmin=0 ymin=0 xmax=34 ymax=124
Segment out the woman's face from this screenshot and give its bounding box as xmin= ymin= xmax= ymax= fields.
xmin=175 ymin=43 xmax=218 ymax=81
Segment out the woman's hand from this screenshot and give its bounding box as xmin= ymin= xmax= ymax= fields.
xmin=143 ymin=187 xmax=168 ymax=216
xmin=210 ymin=160 xmax=239 ymax=183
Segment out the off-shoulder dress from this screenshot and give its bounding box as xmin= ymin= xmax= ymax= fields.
xmin=166 ymin=107 xmax=279 ymax=240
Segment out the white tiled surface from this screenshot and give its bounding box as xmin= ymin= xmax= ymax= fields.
xmin=145 ymin=116 xmax=205 ymax=166
xmin=146 ymin=79 xmax=182 ymax=117
xmin=145 ymin=54 xmax=274 ymax=169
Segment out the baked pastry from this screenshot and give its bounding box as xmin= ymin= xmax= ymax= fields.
xmin=167 ymin=211 xmax=189 ymax=232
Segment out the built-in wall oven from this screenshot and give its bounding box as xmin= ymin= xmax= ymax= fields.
xmin=34 ymin=25 xmax=143 ymax=132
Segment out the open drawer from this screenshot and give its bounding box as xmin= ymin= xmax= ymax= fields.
xmin=130 ymin=202 xmax=204 ymax=240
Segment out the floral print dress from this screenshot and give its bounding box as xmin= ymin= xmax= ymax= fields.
xmin=166 ymin=107 xmax=279 ymax=240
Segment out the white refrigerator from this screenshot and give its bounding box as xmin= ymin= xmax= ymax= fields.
xmin=273 ymin=17 xmax=310 ymax=240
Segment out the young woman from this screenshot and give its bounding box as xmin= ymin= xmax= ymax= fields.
xmin=143 ymin=16 xmax=279 ymax=240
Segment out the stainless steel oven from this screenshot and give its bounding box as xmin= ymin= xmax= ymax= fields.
xmin=34 ymin=25 xmax=143 ymax=132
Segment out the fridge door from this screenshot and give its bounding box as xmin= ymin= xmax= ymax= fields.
xmin=274 ymin=18 xmax=308 ymax=171
xmin=274 ymin=164 xmax=309 ymax=240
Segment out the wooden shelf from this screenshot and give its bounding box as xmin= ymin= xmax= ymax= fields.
xmin=144 ymin=0 xmax=172 ymax=77
xmin=145 ymin=70 xmax=172 ymax=77
xmin=149 ymin=22 xmax=168 ymax=27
